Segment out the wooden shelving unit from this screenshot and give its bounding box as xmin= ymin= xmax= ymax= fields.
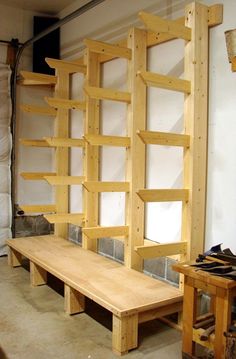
xmin=11 ymin=2 xmax=223 ymax=355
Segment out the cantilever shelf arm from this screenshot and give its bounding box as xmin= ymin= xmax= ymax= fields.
xmin=10 ymin=0 xmax=106 ymax=236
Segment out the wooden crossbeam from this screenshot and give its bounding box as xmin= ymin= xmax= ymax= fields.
xmin=19 ymin=71 xmax=57 ymax=86
xmin=83 ymin=181 xmax=130 ymax=192
xmin=21 ymin=172 xmax=56 ymax=180
xmin=84 ymin=85 xmax=131 ymax=103
xmin=20 ymin=139 xmax=50 ymax=147
xmin=135 ymin=241 xmax=187 ymax=259
xmin=137 ymin=130 xmax=190 ymax=147
xmin=84 ymin=134 xmax=130 ymax=147
xmin=83 ymin=226 xmax=129 ymax=239
xmin=207 ymin=4 xmax=223 ymax=28
xmin=20 ymin=104 xmax=57 ymax=116
xmin=137 ymin=189 xmax=189 ymax=202
xmin=44 ymin=137 xmax=85 ymax=147
xmin=138 ymin=71 xmax=191 ymax=94
xmin=44 ymin=213 xmax=84 ymax=225
xmin=139 ymin=11 xmax=191 ymax=41
xmin=45 ymin=58 xmax=87 ymax=74
xmin=20 ymin=204 xmax=56 ymax=213
xmin=84 ymin=38 xmax=132 ymax=60
xmin=44 ymin=176 xmax=85 ymax=185
xmin=45 ymin=97 xmax=86 ymax=111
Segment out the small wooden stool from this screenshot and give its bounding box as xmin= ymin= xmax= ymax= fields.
xmin=173 ymin=262 xmax=236 ymax=359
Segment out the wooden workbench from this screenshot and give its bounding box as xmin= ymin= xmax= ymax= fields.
xmin=7 ymin=235 xmax=183 ymax=355
xmin=173 ymin=262 xmax=236 ymax=359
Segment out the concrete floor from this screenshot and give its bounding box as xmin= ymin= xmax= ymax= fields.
xmin=0 ymin=256 xmax=183 ymax=359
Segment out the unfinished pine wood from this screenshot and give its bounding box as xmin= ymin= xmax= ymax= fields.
xmin=7 ymin=235 xmax=183 ymax=355
xmin=207 ymin=4 xmax=223 ymax=28
xmin=174 ymin=262 xmax=236 ymax=359
xmin=83 ymin=226 xmax=129 ymax=239
xmin=182 ymin=278 xmax=198 ymax=355
xmin=83 ymin=50 xmax=100 ymax=251
xmin=138 ymin=189 xmax=189 ymax=202
xmin=137 ymin=130 xmax=190 ymax=147
xmin=46 ymin=57 xmax=87 ymax=74
xmin=44 ymin=176 xmax=85 ymax=185
xmin=20 ymin=172 xmax=56 ymax=180
xmin=30 ymin=261 xmax=47 ymax=286
xmin=84 ymin=85 xmax=131 ymax=103
xmin=112 ymin=314 xmax=138 ymax=355
xmin=139 ymin=71 xmax=191 ymax=94
xmin=182 ymin=2 xmax=209 ymax=260
xmin=84 ymin=38 xmax=132 ymax=59
xmin=54 ymin=69 xmax=70 ymax=237
xmin=135 ymin=241 xmax=188 ymax=259
xmin=44 ymin=213 xmax=84 ymax=225
xmin=20 ymin=104 xmax=57 ymax=116
xmin=97 ymin=4 xmax=222 ymax=63
xmin=45 ymin=97 xmax=86 ymax=111
xmin=8 ymin=247 xmax=22 ymax=267
xmin=20 ymin=71 xmax=57 ymax=86
xmin=214 ymin=288 xmax=233 ymax=359
xmin=125 ymin=28 xmax=147 ymax=271
xmin=20 ymin=139 xmax=50 ymax=147
xmin=7 ymin=235 xmax=183 ymax=316
xmin=44 ymin=137 xmax=85 ymax=147
xmin=83 ymin=181 xmax=129 ymax=192
xmin=20 ymin=204 xmax=56 ymax=213
xmin=84 ymin=134 xmax=130 ymax=147
xmin=64 ymin=284 xmax=85 ymax=315
xmin=139 ymin=11 xmax=191 ymax=41
xmin=192 ymin=328 xmax=214 ymax=351
xmin=138 ymin=301 xmax=183 ymax=324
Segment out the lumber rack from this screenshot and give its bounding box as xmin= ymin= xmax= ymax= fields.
xmin=8 ymin=1 xmax=223 ymax=356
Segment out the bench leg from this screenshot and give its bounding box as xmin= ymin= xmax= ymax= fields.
xmin=30 ymin=261 xmax=47 ymax=286
xmin=64 ymin=284 xmax=85 ymax=315
xmin=214 ymin=287 xmax=233 ymax=359
xmin=112 ymin=314 xmax=138 ymax=356
xmin=182 ymin=278 xmax=197 ymax=356
xmin=8 ymin=247 xmax=22 ymax=267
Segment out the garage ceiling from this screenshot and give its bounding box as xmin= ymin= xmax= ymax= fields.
xmin=0 ymin=0 xmax=79 ymax=14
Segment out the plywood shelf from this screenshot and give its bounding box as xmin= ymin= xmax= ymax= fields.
xmin=20 ymin=204 xmax=56 ymax=213
xmin=44 ymin=213 xmax=84 ymax=225
xmin=137 ymin=189 xmax=189 ymax=202
xmin=84 ymin=38 xmax=132 ymax=59
xmin=84 ymin=85 xmax=131 ymax=103
xmin=20 ymin=104 xmax=57 ymax=117
xmin=44 ymin=137 xmax=85 ymax=147
xmin=83 ymin=181 xmax=130 ymax=192
xmin=138 ymin=71 xmax=191 ymax=94
xmin=139 ymin=11 xmax=191 ymax=41
xmin=19 ymin=71 xmax=57 ymax=86
xmin=20 ymin=172 xmax=56 ymax=180
xmin=83 ymin=226 xmax=129 ymax=239
xmin=135 ymin=241 xmax=188 ymax=259
xmin=45 ymin=97 xmax=86 ymax=111
xmin=45 ymin=58 xmax=87 ymax=74
xmin=84 ymin=134 xmax=130 ymax=147
xmin=137 ymin=130 xmax=190 ymax=147
xmin=44 ymin=176 xmax=85 ymax=185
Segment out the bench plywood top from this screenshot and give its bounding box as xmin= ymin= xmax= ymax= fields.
xmin=7 ymin=235 xmax=182 ymax=317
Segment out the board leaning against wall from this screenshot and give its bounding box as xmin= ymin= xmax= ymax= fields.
xmin=0 ymin=63 xmax=12 ymax=255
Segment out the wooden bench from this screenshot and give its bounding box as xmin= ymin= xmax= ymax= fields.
xmin=7 ymin=235 xmax=183 ymax=355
